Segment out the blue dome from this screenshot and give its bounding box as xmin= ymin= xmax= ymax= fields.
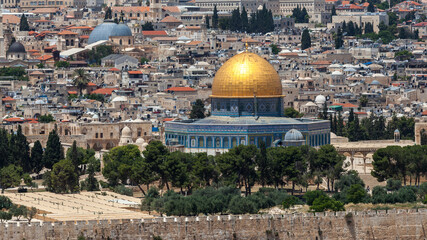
xmin=110 ymin=23 xmax=132 ymax=37
xmin=394 ymin=129 xmax=400 ymax=133
xmin=284 ymin=129 xmax=304 ymax=141
xmin=88 ymin=21 xmax=117 ymax=44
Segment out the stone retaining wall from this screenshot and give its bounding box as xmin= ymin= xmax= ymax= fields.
xmin=1 ymin=209 xmax=427 ymax=239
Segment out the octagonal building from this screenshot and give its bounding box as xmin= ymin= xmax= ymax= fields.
xmin=165 ymin=52 xmax=330 ymax=154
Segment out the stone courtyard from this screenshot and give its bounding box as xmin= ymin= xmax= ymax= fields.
xmin=3 ymin=191 xmax=153 ymax=221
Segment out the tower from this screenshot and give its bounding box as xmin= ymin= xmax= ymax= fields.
xmin=0 ymin=11 xmax=5 ymax=58
xmin=150 ymin=0 xmax=162 ymax=22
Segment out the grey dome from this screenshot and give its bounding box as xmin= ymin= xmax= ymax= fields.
xmin=370 ymin=80 xmax=381 ymax=85
xmin=7 ymin=42 xmax=26 ymax=53
xmin=110 ymin=23 xmax=132 ymax=37
xmin=88 ymin=21 xmax=117 ymax=44
xmin=284 ymin=129 xmax=304 ymax=141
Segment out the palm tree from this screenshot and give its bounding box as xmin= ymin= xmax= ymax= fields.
xmin=73 ymin=68 xmax=90 ymax=96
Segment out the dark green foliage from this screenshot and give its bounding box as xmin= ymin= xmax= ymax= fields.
xmin=303 ymin=190 xmax=327 ymax=206
xmin=38 ymin=114 xmax=55 ymax=123
xmin=103 ymin=144 xmax=143 ymax=186
xmin=88 ymin=45 xmax=114 ymax=65
xmin=189 ymin=99 xmax=205 ymax=119
xmin=105 ymin=7 xmax=112 ymax=19
xmin=301 ymin=29 xmax=311 ymax=50
xmin=395 ymin=50 xmax=413 ymax=60
xmin=292 ymin=5 xmax=309 ymax=23
xmin=310 ymin=195 xmax=345 ymax=212
xmin=0 ymin=164 xmax=23 ymax=193
xmin=331 ymin=5 xmax=336 ymax=16
xmin=0 ymin=129 xmax=9 ymax=169
xmin=270 ymin=44 xmax=280 ymax=55
xmin=31 ymin=142 xmax=45 ymax=173
xmin=113 ymin=185 xmax=133 ymax=196
xmin=0 ymin=196 xmax=13 ymax=209
xmin=205 ymin=15 xmax=210 ymax=29
xmin=283 ymin=108 xmax=303 ymax=118
xmin=386 ymin=179 xmax=402 ymax=191
xmin=142 ymin=22 xmax=154 ymax=30
xmin=19 ymin=15 xmax=30 ymax=31
xmin=54 ymin=61 xmax=70 ymax=68
xmin=335 ymin=28 xmax=344 ymax=49
xmin=43 ymin=128 xmax=64 ymax=169
xmin=282 ymin=195 xmax=301 ymax=209
xmin=241 ymin=7 xmax=249 ymax=32
xmin=0 ymin=67 xmax=27 ymax=81
xmin=10 ymin=126 xmax=31 ymax=173
xmin=372 ymin=186 xmax=418 ymax=204
xmin=140 ymin=57 xmax=150 ymax=64
xmin=364 ymin=22 xmax=374 ymax=34
xmin=142 ymin=187 xmax=291 ymax=216
xmin=222 ymin=5 xmax=273 ymax=33
xmin=334 ymin=170 xmax=365 ymax=192
xmin=85 ymin=94 xmax=105 ymax=103
xmin=45 ymin=159 xmax=79 ymax=193
xmin=367 ymin=2 xmax=375 ymax=12
xmin=212 ymin=5 xmax=218 ymax=29
xmin=345 ymin=184 xmax=368 ymax=204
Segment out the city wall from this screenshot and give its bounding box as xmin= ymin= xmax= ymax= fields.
xmin=1 ymin=209 xmax=427 ymax=240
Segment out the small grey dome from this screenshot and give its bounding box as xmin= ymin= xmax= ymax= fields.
xmin=284 ymin=129 xmax=304 ymax=141
xmin=7 ymin=42 xmax=26 ymax=53
xmin=370 ymin=80 xmax=381 ymax=85
xmin=88 ymin=21 xmax=117 ymax=44
xmin=110 ymin=23 xmax=132 ymax=37
xmin=394 ymin=129 xmax=400 ymax=133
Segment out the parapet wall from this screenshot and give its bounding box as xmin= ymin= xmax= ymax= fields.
xmin=1 ymin=209 xmax=427 ymax=240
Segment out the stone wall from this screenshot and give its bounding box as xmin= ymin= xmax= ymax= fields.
xmin=1 ymin=209 xmax=427 ymax=240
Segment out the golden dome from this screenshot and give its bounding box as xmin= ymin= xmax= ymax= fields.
xmin=211 ymin=52 xmax=282 ymax=98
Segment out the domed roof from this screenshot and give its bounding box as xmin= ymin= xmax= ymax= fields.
xmin=331 ymin=71 xmax=343 ymax=76
xmin=370 ymin=80 xmax=381 ymax=85
xmin=394 ymin=129 xmax=400 ymax=133
xmin=112 ymin=96 xmax=128 ymax=102
xmin=121 ymin=126 xmax=132 ymax=137
xmin=284 ymin=129 xmax=304 ymax=141
xmin=110 ymin=23 xmax=132 ymax=37
xmin=7 ymin=42 xmax=26 ymax=53
xmin=211 ymin=52 xmax=282 ymax=98
xmin=135 ymin=138 xmax=146 ymax=144
xmin=315 ymin=95 xmax=326 ymax=104
xmin=88 ymin=21 xmax=117 ymax=44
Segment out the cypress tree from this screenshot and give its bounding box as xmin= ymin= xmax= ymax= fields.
xmin=335 ymin=28 xmax=344 ymax=49
xmin=347 ymin=21 xmax=355 ymax=36
xmin=301 ymin=29 xmax=311 ymax=50
xmin=43 ymin=127 xmax=64 ymax=169
xmin=19 ymin=15 xmax=29 ymax=31
xmin=212 ymin=5 xmax=219 ymax=29
xmin=230 ymin=8 xmax=241 ymax=31
xmin=241 ymin=7 xmax=249 ymax=32
xmin=367 ymin=2 xmax=375 ymax=12
xmin=301 ymin=7 xmax=309 ymax=23
xmin=205 ymin=15 xmax=210 ymax=29
xmin=337 ymin=112 xmax=344 ymax=136
xmin=331 ymin=5 xmax=337 ymax=16
xmin=0 ymin=128 xmax=9 ymax=169
xmin=15 ymin=125 xmax=30 ymax=173
xmin=31 ymin=140 xmax=44 ymax=174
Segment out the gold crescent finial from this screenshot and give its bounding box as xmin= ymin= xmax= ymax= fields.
xmin=245 ymin=41 xmax=248 ymax=52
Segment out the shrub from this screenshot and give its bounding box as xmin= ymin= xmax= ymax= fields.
xmin=346 ymin=184 xmax=368 ymax=204
xmin=396 ymin=187 xmax=417 ymax=203
xmin=228 ymin=195 xmax=257 ymax=214
xmin=113 ymin=185 xmax=133 ymax=196
xmin=310 ymin=195 xmax=345 ymax=212
xmin=282 ymin=195 xmax=300 ymax=209
xmin=371 ymin=186 xmax=387 ymax=204
xmin=0 ymin=196 xmax=13 ymax=209
xmin=386 ymin=179 xmax=401 ymax=191
xmin=304 ymin=190 xmax=327 ymax=206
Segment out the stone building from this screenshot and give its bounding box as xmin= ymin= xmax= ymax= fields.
xmin=165 ymin=51 xmax=330 ymax=155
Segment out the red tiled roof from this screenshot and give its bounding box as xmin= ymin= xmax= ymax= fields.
xmin=109 ymin=67 xmax=120 ymax=72
xmin=68 ymin=91 xmax=78 ymax=95
xmin=422 ymin=110 xmax=427 ymax=116
xmin=311 ymin=60 xmax=331 ymax=65
xmin=163 ymin=118 xmax=175 ymax=122
xmin=28 ymin=120 xmax=39 ymax=123
xmin=165 ymin=87 xmax=196 ymax=92
xmin=79 ymin=35 xmax=89 ymax=39
xmin=91 ymin=88 xmax=118 ymax=95
xmin=413 ymin=22 xmax=427 ymax=27
xmin=58 ymin=30 xmax=78 ymax=35
xmin=3 ymin=118 xmax=23 ymax=122
xmin=160 ymin=16 xmax=181 ymax=23
xmin=162 ymin=6 xmax=180 ymax=13
xmin=2 ymin=96 xmax=15 ymax=101
xmin=87 ymin=82 xmax=96 ymax=86
xmin=142 ymin=30 xmax=167 ymax=36
xmin=37 ymin=55 xmax=53 ymax=61
xmin=3 ymin=15 xmax=20 ymax=24
xmin=332 ymin=103 xmax=358 ymax=108
xmin=128 ymin=71 xmax=142 ymax=74
xmin=112 ymin=6 xmax=149 ymax=13
xmin=186 ymin=41 xmax=202 ymax=46
xmin=355 ymin=112 xmax=367 ymax=115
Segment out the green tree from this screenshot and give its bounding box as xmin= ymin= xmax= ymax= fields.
xmin=88 ymin=45 xmax=114 ymax=65
xmin=43 ymin=127 xmax=64 ymax=169
xmin=310 ymin=195 xmax=345 ymax=212
xmin=31 ymin=140 xmax=43 ymax=173
xmin=331 ymin=5 xmax=336 ymax=16
xmin=38 ymin=114 xmax=55 ymax=123
xmin=217 ymin=145 xmax=258 ymax=196
xmin=19 ymin=14 xmax=30 ymax=31
xmin=73 ymin=68 xmax=90 ymax=96
xmin=256 ymin=140 xmax=270 ymax=187
xmin=228 ymin=195 xmax=257 ymax=214
xmin=301 ymin=29 xmax=311 ymax=50
xmin=372 ymin=146 xmax=407 ymax=184
xmin=105 ymin=7 xmax=112 ymax=19
xmin=67 ymin=141 xmax=84 ymax=172
xmin=395 ymin=50 xmax=413 ymax=61
xmin=270 ymin=44 xmax=280 ymax=55
xmin=317 ymin=144 xmax=346 ymax=191
xmin=230 ymin=8 xmax=242 ymax=31
xmin=142 ymin=22 xmax=154 ymax=30
xmin=189 ymin=99 xmax=205 ymax=119
xmin=142 ymin=141 xmax=170 ymax=190
xmin=192 ymin=152 xmax=219 ymax=187
xmin=345 ymin=184 xmax=368 ymax=203
xmin=54 ymin=61 xmax=70 ymax=69
xmin=103 ymin=144 xmax=143 ymax=187
xmin=359 ymin=95 xmax=368 ymax=107
xmin=335 ymin=28 xmax=344 ymax=49
xmin=0 ymin=129 xmax=9 ymax=169
xmin=241 ymin=7 xmax=249 ymax=32
xmin=0 ymin=164 xmax=23 ymax=193
xmin=26 ymin=207 xmax=37 ymax=223
xmin=212 ymin=5 xmax=219 ymax=29
xmin=367 ymin=2 xmax=375 ymax=12
xmin=46 ymin=159 xmax=79 ymax=193
xmin=303 ymin=190 xmax=327 ymax=205
xmin=284 ymin=107 xmax=303 ymax=118
xmin=205 ymin=15 xmax=210 ymax=29
xmin=11 ymin=126 xmax=31 ymax=173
